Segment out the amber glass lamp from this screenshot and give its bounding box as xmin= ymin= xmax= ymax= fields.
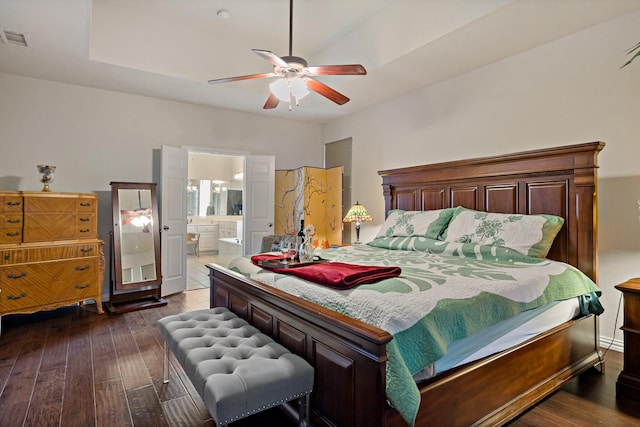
xmin=343 ymin=201 xmax=372 ymax=244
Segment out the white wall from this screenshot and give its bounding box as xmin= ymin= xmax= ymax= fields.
xmin=0 ymin=73 xmax=323 ymax=193
xmin=324 ymin=11 xmax=640 ymax=351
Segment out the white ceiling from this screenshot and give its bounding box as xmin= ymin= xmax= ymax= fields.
xmin=1 ymin=0 xmax=639 ymax=123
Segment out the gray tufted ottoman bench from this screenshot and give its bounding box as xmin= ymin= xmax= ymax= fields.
xmin=157 ymin=307 xmax=314 ymax=427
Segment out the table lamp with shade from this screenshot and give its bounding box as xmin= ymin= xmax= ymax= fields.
xmin=343 ymin=201 xmax=372 ymax=244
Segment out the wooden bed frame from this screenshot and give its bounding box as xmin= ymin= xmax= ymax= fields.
xmin=207 ymin=141 xmax=605 ymax=427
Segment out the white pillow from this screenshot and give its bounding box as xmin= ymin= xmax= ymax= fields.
xmin=375 ymin=209 xmax=454 ymax=240
xmin=444 ymin=207 xmax=564 ymax=258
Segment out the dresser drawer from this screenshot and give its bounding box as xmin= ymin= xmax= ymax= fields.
xmin=1 ymin=243 xmax=101 ymax=264
xmin=76 ymin=243 xmax=101 ymax=257
xmin=1 ymin=212 xmax=23 ymax=228
xmin=1 ymin=195 xmax=23 ymax=212
xmin=0 ymin=230 xmax=23 ymax=245
xmin=198 ymin=225 xmax=219 ymax=233
xmin=0 ymin=257 xmax=99 ymax=313
xmin=24 ymin=196 xmax=78 ymax=212
xmin=77 ymin=197 xmax=97 ymax=212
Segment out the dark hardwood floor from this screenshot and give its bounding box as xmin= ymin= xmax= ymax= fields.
xmin=0 ymin=289 xmax=638 ymax=427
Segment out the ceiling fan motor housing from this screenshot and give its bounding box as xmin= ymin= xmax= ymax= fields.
xmin=279 ymin=55 xmax=308 ymax=72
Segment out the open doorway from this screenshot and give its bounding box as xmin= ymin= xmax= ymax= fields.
xmin=186 ymin=150 xmax=245 ymax=290
xmin=325 ymin=138 xmax=352 ymax=244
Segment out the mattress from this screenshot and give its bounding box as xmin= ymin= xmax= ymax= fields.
xmin=412 ymin=298 xmax=579 ymax=381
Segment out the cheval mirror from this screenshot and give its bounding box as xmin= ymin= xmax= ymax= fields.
xmin=106 ymin=182 xmax=167 ymax=313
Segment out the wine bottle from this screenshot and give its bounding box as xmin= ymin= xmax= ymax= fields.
xmin=296 ymin=219 xmax=305 ymax=261
xmin=297 ymin=219 xmax=305 ymax=242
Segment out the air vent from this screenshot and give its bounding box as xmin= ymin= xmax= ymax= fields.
xmin=0 ymin=29 xmax=29 ymax=47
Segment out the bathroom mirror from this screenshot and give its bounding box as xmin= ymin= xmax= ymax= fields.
xmin=107 ymin=182 xmax=165 ymax=313
xmin=186 ymin=179 xmax=243 ymax=216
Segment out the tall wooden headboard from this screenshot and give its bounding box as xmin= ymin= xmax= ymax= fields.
xmin=378 ymin=142 xmax=605 ymax=282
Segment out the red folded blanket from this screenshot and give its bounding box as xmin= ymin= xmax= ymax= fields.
xmin=250 ymin=254 xmax=401 ymax=290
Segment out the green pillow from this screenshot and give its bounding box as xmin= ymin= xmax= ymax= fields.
xmin=443 ymin=207 xmax=564 ymax=258
xmin=375 ymin=208 xmax=455 ymax=240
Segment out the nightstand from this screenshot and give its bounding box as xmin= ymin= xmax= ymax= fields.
xmin=615 ymin=278 xmax=640 ymax=401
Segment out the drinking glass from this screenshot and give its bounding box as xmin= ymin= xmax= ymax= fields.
xmin=280 ymin=241 xmax=291 ymax=264
xmin=287 ymin=245 xmax=297 ymax=263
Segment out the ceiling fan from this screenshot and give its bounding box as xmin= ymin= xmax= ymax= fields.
xmin=207 ymin=0 xmax=366 ymax=110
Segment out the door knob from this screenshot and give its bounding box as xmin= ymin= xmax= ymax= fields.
xmin=163 ymin=225 xmax=170 ymax=231
xmin=268 ymin=222 xmax=273 ymax=227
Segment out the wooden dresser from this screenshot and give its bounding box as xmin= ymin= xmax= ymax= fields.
xmin=0 ymin=191 xmax=105 ymax=321
xmin=615 ymin=278 xmax=640 ymax=401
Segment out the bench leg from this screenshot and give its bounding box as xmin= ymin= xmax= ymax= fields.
xmin=163 ymin=342 xmax=169 ymax=384
xmin=298 ymin=393 xmax=311 ymax=427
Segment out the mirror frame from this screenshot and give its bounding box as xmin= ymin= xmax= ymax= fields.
xmin=108 ymin=182 xmax=165 ymax=313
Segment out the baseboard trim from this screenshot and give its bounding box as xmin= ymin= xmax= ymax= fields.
xmin=600 ymin=335 xmax=624 ymax=353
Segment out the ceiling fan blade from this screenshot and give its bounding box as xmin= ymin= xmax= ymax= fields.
xmin=305 ymin=78 xmax=350 ymax=105
xmin=306 ymin=64 xmax=367 ymax=76
xmin=208 ymin=73 xmax=275 ymax=84
xmin=252 ymin=49 xmax=290 ymax=68
xmin=263 ymin=93 xmax=280 ymax=109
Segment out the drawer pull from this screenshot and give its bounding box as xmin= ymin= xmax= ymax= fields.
xmin=79 ymin=229 xmax=91 ymax=233
xmin=79 ymin=217 xmax=91 ymax=222
xmin=7 ymin=292 xmax=27 ymax=300
xmin=75 ymin=283 xmax=91 ymax=289
xmin=7 ymin=219 xmax=21 ymax=224
xmin=5 ymin=232 xmax=21 ymax=237
xmin=6 ymin=201 xmax=21 ymax=207
xmin=79 ymin=247 xmax=94 ymax=253
xmin=75 ymin=265 xmax=91 ymax=271
xmin=79 ymin=202 xmax=91 ymax=207
xmin=4 ymin=254 xmax=9 ymax=260
xmin=7 ymin=272 xmax=27 ymax=279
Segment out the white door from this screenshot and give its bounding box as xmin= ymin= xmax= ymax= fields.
xmin=160 ymin=145 xmax=188 ymax=296
xmin=244 ymin=156 xmax=275 ymax=255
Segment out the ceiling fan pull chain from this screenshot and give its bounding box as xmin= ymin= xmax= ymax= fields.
xmin=288 ymin=79 xmax=294 ymax=111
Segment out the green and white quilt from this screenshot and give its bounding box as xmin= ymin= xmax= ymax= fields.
xmin=228 ymin=238 xmax=602 ymax=426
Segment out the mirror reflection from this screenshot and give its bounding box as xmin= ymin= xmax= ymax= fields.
xmin=118 ymin=189 xmax=157 ymax=284
xmin=187 ymin=179 xmax=243 ymax=216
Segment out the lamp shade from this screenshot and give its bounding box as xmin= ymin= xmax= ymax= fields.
xmin=269 ymin=77 xmax=310 ymax=102
xmin=343 ymin=201 xmax=371 ymax=244
xmin=343 ymin=201 xmax=372 ymax=224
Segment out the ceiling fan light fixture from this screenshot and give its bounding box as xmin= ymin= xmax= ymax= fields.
xmin=131 ymin=215 xmax=151 ymax=228
xmin=290 ymin=77 xmax=309 ymax=99
xmin=269 ymin=76 xmax=309 ymax=103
